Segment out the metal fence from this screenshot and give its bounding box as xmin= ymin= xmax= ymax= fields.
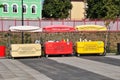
xmin=0 ymin=19 xmax=120 ymax=31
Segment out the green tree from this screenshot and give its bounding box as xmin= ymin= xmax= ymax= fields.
xmin=86 ymin=0 xmax=120 ymax=53
xmin=86 ymin=0 xmax=120 ymax=19
xmin=42 ymin=0 xmax=72 ymax=19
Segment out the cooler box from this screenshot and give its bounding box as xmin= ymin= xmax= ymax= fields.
xmin=11 ymin=44 xmax=41 ymax=58
xmin=44 ymin=41 xmax=73 ymax=55
xmin=76 ymin=41 xmax=104 ymax=55
xmin=0 ymin=46 xmax=6 ymax=57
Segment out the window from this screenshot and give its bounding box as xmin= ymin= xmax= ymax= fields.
xmin=23 ymin=5 xmax=26 ymax=13
xmin=32 ymin=6 xmax=36 ymax=14
xmin=3 ymin=4 xmax=8 ymax=12
xmin=13 ymin=5 xmax=17 ymax=13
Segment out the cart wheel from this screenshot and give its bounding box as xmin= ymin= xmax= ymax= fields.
xmin=102 ymin=52 xmax=106 ymax=56
xmin=62 ymin=55 xmax=65 ymax=57
xmin=77 ymin=54 xmax=80 ymax=57
xmin=8 ymin=56 xmax=11 ymax=59
xmin=38 ymin=56 xmax=41 ymax=58
xmin=12 ymin=57 xmax=14 ymax=59
xmin=46 ymin=55 xmax=48 ymax=58
xmin=71 ymin=53 xmax=75 ymax=56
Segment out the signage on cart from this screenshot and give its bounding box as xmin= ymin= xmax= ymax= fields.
xmin=11 ymin=44 xmax=41 ymax=57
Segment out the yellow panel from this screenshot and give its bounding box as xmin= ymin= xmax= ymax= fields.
xmin=11 ymin=44 xmax=41 ymax=57
xmin=76 ymin=41 xmax=104 ymax=54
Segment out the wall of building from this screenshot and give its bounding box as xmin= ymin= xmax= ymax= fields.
xmin=0 ymin=0 xmax=42 ymax=20
xmin=71 ymin=1 xmax=85 ymax=20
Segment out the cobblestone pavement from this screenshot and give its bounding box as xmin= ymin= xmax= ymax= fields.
xmin=0 ymin=55 xmax=120 ymax=80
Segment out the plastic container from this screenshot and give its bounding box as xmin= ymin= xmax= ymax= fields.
xmin=117 ymin=43 xmax=120 ymax=54
xmin=76 ymin=41 xmax=105 ymax=56
xmin=11 ymin=44 xmax=41 ymax=58
xmin=44 ymin=41 xmax=73 ymax=56
xmin=0 ymin=46 xmax=6 ymax=57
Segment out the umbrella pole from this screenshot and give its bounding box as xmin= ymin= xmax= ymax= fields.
xmin=21 ymin=0 xmax=24 ymax=44
xmin=22 ymin=32 xmax=24 ymax=44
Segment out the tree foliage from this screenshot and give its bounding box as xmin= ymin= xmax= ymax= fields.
xmin=86 ymin=0 xmax=120 ymax=52
xmin=0 ymin=4 xmax=3 ymax=7
xmin=42 ymin=0 xmax=72 ymax=19
xmin=86 ymin=0 xmax=120 ymax=20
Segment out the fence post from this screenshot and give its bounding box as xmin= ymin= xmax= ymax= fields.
xmin=83 ymin=19 xmax=86 ymax=25
xmin=51 ymin=19 xmax=53 ymax=25
xmin=73 ymin=20 xmax=75 ymax=27
xmin=39 ymin=19 xmax=41 ymax=27
xmin=27 ymin=19 xmax=29 ymax=26
xmin=0 ymin=19 xmax=1 ymax=31
xmin=1 ymin=19 xmax=3 ymax=31
xmin=14 ymin=19 xmax=16 ymax=26
xmin=95 ymin=19 xmax=97 ymax=25
xmin=62 ymin=19 xmax=64 ymax=25
xmin=117 ymin=18 xmax=119 ymax=31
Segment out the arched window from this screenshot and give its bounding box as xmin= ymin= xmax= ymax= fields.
xmin=13 ymin=5 xmax=17 ymax=13
xmin=3 ymin=4 xmax=8 ymax=12
xmin=32 ymin=6 xmax=36 ymax=14
xmin=23 ymin=5 xmax=26 ymax=13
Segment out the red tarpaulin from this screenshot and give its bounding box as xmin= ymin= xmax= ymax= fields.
xmin=43 ymin=25 xmax=75 ymax=32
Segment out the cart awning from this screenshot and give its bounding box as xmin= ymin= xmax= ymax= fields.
xmin=9 ymin=26 xmax=42 ymax=32
xmin=43 ymin=25 xmax=75 ymax=32
xmin=75 ymin=25 xmax=107 ymax=31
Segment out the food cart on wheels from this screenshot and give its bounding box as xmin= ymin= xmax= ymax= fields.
xmin=75 ymin=25 xmax=107 ymax=56
xmin=44 ymin=40 xmax=73 ymax=57
xmin=43 ymin=25 xmax=75 ymax=57
xmin=9 ymin=26 xmax=42 ymax=58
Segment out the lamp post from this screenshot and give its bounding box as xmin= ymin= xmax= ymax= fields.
xmin=21 ymin=0 xmax=24 ymax=43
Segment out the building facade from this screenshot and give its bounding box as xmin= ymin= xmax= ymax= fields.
xmin=0 ymin=0 xmax=42 ymax=20
xmin=71 ymin=0 xmax=86 ymax=20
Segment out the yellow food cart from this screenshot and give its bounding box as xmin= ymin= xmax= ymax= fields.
xmin=76 ymin=41 xmax=106 ymax=56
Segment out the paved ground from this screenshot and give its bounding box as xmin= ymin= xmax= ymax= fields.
xmin=0 ymin=55 xmax=120 ymax=80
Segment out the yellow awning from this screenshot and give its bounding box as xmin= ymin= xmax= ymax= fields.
xmin=75 ymin=25 xmax=107 ymax=31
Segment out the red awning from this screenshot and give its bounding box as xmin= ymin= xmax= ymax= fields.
xmin=43 ymin=25 xmax=75 ymax=32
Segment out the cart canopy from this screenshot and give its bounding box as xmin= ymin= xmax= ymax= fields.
xmin=43 ymin=25 xmax=75 ymax=32
xmin=75 ymin=25 xmax=107 ymax=31
xmin=9 ymin=26 xmax=42 ymax=32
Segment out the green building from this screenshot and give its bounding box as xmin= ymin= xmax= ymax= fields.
xmin=0 ymin=0 xmax=42 ymax=20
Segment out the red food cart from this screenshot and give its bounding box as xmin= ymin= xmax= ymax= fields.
xmin=44 ymin=41 xmax=73 ymax=57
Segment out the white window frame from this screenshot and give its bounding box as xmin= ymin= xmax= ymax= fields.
xmin=2 ymin=3 xmax=9 ymax=13
xmin=12 ymin=4 xmax=18 ymax=13
xmin=23 ymin=4 xmax=28 ymax=14
xmin=31 ymin=5 xmax=37 ymax=14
